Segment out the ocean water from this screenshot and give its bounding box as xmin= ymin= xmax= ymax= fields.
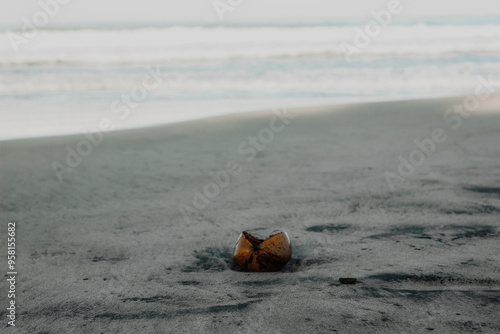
xmin=1 ymin=21 xmax=500 ymax=140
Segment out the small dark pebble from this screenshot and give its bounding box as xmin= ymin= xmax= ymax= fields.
xmin=103 ymin=278 xmax=107 ymax=281
xmin=83 ymin=278 xmax=89 ymax=281
xmin=426 ymin=328 xmax=434 ymax=331
xmin=339 ymin=278 xmax=357 ymax=284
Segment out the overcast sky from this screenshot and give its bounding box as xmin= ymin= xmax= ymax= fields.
xmin=1 ymin=0 xmax=499 ymax=27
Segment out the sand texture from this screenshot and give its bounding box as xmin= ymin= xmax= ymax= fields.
xmin=1 ymin=96 xmax=499 ymax=333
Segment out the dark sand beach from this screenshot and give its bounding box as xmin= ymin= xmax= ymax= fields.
xmin=1 ymin=96 xmax=499 ymax=333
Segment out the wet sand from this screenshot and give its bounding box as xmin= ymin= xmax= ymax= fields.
xmin=1 ymin=96 xmax=499 ymax=333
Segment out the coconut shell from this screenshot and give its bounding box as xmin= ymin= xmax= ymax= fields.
xmin=233 ymin=231 xmax=292 ymax=272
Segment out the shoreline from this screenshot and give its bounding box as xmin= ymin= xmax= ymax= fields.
xmin=1 ymin=93 xmax=490 ymax=143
